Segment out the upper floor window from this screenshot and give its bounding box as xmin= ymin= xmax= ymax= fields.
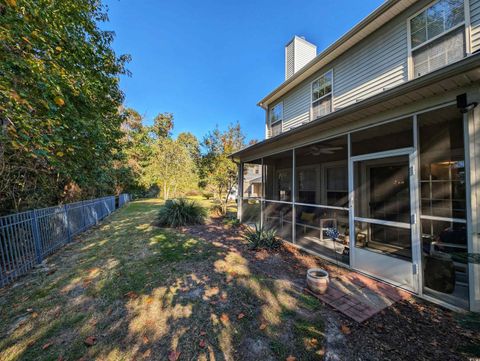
xmin=409 ymin=0 xmax=466 ymax=78
xmin=269 ymin=102 xmax=283 ymax=136
xmin=311 ymin=71 xmax=333 ymax=120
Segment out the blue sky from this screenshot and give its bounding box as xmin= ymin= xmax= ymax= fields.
xmin=103 ymin=0 xmax=383 ymax=142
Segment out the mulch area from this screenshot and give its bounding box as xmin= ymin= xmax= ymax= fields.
xmin=180 ymin=217 xmax=480 ymax=361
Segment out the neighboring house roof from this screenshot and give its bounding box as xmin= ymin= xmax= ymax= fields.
xmin=245 ymin=176 xmax=262 ymax=185
xmin=258 ymin=0 xmax=416 ymax=109
xmin=233 ymin=53 xmax=480 ymax=159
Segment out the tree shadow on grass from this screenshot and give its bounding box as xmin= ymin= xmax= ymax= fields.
xmin=0 ymin=200 xmax=325 ymax=361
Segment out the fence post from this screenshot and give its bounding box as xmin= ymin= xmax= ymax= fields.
xmin=31 ymin=210 xmax=43 ymax=264
xmin=64 ymin=204 xmax=72 ymax=243
xmin=94 ymin=200 xmax=98 ymax=225
xmin=81 ymin=200 xmax=86 ymax=231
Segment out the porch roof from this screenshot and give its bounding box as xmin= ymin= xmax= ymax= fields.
xmin=232 ymin=53 xmax=480 ymax=160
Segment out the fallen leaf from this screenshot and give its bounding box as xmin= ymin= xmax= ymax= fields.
xmin=286 ymin=356 xmax=297 ymax=361
xmin=146 ymin=297 xmax=154 ymax=304
xmin=259 ymin=322 xmax=267 ymax=330
xmin=125 ymin=291 xmax=138 ymax=299
xmin=31 ymin=312 xmax=39 ymax=318
xmin=168 ymin=350 xmax=181 ymax=361
xmin=199 ymin=339 xmax=206 ymax=348
xmin=143 ymin=349 xmax=151 ymax=357
xmin=237 ymin=312 xmax=245 ymax=320
xmin=220 ymin=313 xmax=229 ymax=323
xmin=84 ymin=336 xmax=96 ymax=346
xmin=42 ymin=342 xmax=53 ymax=350
xmin=340 ymin=324 xmax=351 ymax=335
xmin=143 ymin=335 xmax=149 ymax=344
xmin=54 ymin=96 xmax=65 ymax=107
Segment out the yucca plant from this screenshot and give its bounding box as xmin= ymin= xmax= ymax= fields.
xmin=244 ymin=225 xmax=281 ymax=250
xmin=157 ymin=199 xmax=207 ymax=227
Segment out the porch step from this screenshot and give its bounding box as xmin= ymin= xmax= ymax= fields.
xmin=304 ymin=271 xmax=411 ymax=322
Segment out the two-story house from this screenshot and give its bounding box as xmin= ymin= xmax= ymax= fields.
xmin=232 ymin=0 xmax=480 ymax=312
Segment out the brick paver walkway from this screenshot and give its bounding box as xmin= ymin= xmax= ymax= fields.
xmin=305 ymin=272 xmax=411 ymax=322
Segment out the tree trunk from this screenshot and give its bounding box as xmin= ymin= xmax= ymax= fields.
xmin=163 ymin=181 xmax=168 ymax=200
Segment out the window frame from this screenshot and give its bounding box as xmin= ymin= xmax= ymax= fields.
xmin=310 ymin=69 xmax=334 ymax=121
xmin=407 ymin=0 xmax=471 ymax=80
xmin=269 ymin=101 xmax=283 ymax=126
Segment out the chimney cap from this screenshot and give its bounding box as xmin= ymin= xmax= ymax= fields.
xmin=285 ymin=35 xmax=316 ymax=48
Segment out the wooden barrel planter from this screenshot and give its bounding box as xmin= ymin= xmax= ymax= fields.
xmin=306 ymin=268 xmax=330 ymax=294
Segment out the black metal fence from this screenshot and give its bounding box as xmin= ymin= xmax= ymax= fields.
xmin=0 ymin=194 xmax=130 ymax=288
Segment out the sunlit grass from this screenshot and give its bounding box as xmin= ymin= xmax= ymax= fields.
xmin=0 ymin=198 xmax=324 ymax=360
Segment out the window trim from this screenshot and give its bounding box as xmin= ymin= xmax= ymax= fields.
xmin=310 ymin=69 xmax=334 ymax=121
xmin=407 ymin=0 xmax=471 ymax=80
xmin=269 ymin=101 xmax=284 ymax=126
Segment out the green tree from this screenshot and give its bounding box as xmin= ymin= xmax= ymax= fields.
xmin=115 ymin=107 xmax=151 ymax=195
xmin=142 ymin=138 xmax=198 ymax=199
xmin=151 ymin=113 xmax=174 ymax=139
xmin=0 ymin=0 xmax=129 ymax=214
xmin=201 ymin=122 xmax=245 ymax=214
xmin=177 ymin=131 xmax=200 ymax=166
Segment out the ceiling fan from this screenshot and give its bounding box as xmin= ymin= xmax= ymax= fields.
xmin=309 ymin=145 xmax=343 ymax=155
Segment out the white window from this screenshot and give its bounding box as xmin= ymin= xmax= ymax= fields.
xmin=409 ymin=0 xmax=466 ymax=78
xmin=269 ymin=102 xmax=283 ymax=136
xmin=311 ymin=71 xmax=333 ymax=121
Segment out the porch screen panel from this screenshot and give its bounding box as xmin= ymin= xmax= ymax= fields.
xmin=294 ymin=135 xmax=349 ymax=264
xmin=241 ymin=200 xmax=261 ymax=226
xmin=418 ymin=105 xmax=468 ymax=309
xmin=243 ymin=159 xmax=263 ymax=199
xmin=263 ymin=202 xmax=293 ymax=242
xmin=295 ymin=135 xmax=348 ymax=207
xmin=295 ymin=205 xmax=350 ymax=265
xmin=351 ymin=118 xmax=413 ymax=156
xmin=264 ymin=151 xmax=293 ymax=202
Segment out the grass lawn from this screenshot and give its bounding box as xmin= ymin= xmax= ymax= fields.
xmin=0 ymin=199 xmax=324 ymax=361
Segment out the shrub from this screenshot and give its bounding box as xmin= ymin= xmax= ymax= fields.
xmin=157 ymin=199 xmax=206 ymax=227
xmin=210 ymin=203 xmax=224 ymax=216
xmin=244 ymin=225 xmax=281 ymax=250
xmin=203 ymin=192 xmax=214 ymax=200
xmin=223 ymin=214 xmax=240 ymax=228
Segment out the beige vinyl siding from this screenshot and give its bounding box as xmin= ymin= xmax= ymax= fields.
xmin=333 ymin=18 xmax=408 ymax=109
xmin=282 ymin=83 xmax=311 ymax=131
xmin=274 ymin=15 xmax=409 ymax=132
xmin=285 ymin=42 xmax=295 ymax=80
xmin=471 ymin=0 xmax=480 ymax=52
xmin=268 ymin=0 xmax=475 ymax=137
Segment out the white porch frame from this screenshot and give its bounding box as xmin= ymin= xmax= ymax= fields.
xmin=238 ymin=101 xmax=478 ymax=311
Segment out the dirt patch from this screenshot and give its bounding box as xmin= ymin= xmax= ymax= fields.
xmin=180 ymin=217 xmax=480 ymax=361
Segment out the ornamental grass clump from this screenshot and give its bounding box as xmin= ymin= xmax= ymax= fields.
xmin=157 ymin=199 xmax=207 ymax=227
xmin=244 ymin=225 xmax=281 ymax=250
